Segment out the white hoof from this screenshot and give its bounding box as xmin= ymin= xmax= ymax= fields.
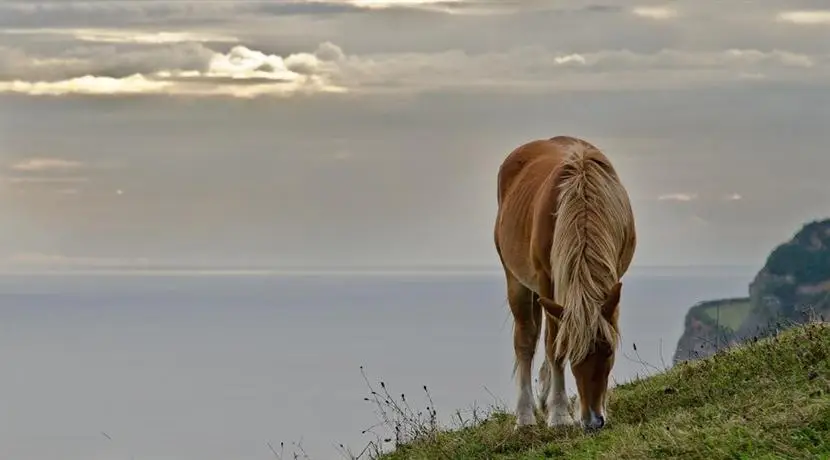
xmin=514 ymin=412 xmax=536 ymax=428
xmin=546 ymin=409 xmax=575 ymax=427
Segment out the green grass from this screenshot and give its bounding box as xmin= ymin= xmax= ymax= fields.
xmin=373 ymin=322 xmax=830 ymax=460
xmin=700 ymin=298 xmax=753 ymax=331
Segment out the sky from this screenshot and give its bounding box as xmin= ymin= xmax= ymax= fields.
xmin=1 ymin=0 xmax=830 ymax=271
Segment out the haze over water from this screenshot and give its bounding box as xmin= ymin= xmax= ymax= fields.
xmin=0 ymin=266 xmax=752 ymax=459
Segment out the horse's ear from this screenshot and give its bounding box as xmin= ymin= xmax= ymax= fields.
xmin=601 ymin=282 xmax=622 ymax=320
xmin=538 ymin=296 xmax=564 ymax=320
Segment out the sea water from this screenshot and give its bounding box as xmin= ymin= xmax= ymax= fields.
xmin=0 ymin=267 xmax=751 ymax=459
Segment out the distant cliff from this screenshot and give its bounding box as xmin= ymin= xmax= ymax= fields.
xmin=674 ymin=218 xmax=830 ymax=363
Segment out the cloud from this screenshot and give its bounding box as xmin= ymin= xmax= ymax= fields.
xmin=0 ymin=43 xmax=346 ymax=97
xmin=0 ymin=0 xmax=472 ymax=29
xmin=1 ymin=40 xmax=826 ymax=97
xmin=724 ymin=193 xmax=743 ymax=201
xmin=1 ymin=28 xmax=240 ymax=44
xmin=11 ymin=157 xmax=83 ymax=172
xmin=0 ymin=41 xmax=218 ymax=81
xmin=631 ymin=6 xmax=678 ymax=20
xmin=0 ymin=75 xmax=174 ymax=96
xmin=777 ymin=10 xmax=830 ymax=25
xmin=658 ymin=193 xmax=698 ymax=202
xmin=346 ymin=0 xmax=461 ymax=10
xmin=2 ymin=176 xmax=89 ymax=184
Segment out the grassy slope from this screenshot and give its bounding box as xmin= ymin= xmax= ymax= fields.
xmin=379 ymin=322 xmax=830 ymax=460
xmin=700 ymin=298 xmax=753 ymax=331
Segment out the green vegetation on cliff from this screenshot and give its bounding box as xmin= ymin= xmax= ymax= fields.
xmin=699 ymin=298 xmax=751 ymax=331
xmin=365 ymin=323 xmax=830 ymax=460
xmin=746 ymin=218 xmax=830 ymax=330
xmin=673 ymin=297 xmax=751 ymax=362
xmin=674 ymin=218 xmax=830 ymax=363
xmin=766 ymin=219 xmax=830 ymax=285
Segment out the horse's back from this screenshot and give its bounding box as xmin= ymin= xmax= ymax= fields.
xmin=494 ymin=136 xmax=632 ymax=293
xmin=495 ymin=138 xmax=571 ymax=292
xmin=497 ymin=136 xmax=604 ymax=203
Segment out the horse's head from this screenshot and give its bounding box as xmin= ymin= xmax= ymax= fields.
xmin=538 ymin=282 xmax=622 ymax=431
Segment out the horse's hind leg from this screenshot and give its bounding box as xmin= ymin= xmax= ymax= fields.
xmin=505 ymin=271 xmax=542 ymax=428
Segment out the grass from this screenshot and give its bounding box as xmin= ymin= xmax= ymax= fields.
xmin=700 ymin=298 xmax=753 ymax=331
xmin=354 ymin=322 xmax=830 ymax=460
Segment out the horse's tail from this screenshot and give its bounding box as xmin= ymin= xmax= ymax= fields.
xmin=549 ymin=142 xmax=631 ymax=363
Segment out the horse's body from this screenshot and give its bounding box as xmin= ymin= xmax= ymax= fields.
xmin=494 ymin=136 xmax=636 ymax=430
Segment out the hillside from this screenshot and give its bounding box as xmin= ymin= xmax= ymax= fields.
xmin=674 ymin=218 xmax=830 ymax=363
xmin=367 ymin=322 xmax=830 ymax=460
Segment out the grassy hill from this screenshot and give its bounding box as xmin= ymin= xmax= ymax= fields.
xmin=368 ymin=322 xmax=830 ymax=460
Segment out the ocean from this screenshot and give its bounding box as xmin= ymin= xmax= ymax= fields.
xmin=0 ymin=268 xmax=752 ymax=459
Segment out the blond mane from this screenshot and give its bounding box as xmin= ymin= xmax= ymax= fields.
xmin=550 ymin=142 xmax=632 ymax=363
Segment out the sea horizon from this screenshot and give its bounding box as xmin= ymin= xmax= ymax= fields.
xmin=0 ymin=263 xmax=758 ymax=277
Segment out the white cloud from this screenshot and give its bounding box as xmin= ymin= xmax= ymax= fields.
xmin=724 ymin=193 xmax=742 ymax=201
xmin=631 ymin=6 xmax=678 ymax=20
xmin=346 ymin=0 xmax=460 ymax=9
xmin=0 ymin=41 xmax=827 ymax=97
xmin=658 ymin=193 xmax=697 ymax=202
xmin=1 ymin=176 xmax=89 ymax=184
xmin=0 ymin=28 xmax=240 ymax=44
xmin=777 ymin=10 xmax=830 ymax=25
xmin=0 ymin=44 xmax=347 ymax=97
xmin=11 ymin=157 xmax=83 ymax=172
xmin=0 ymin=74 xmax=174 ymax=96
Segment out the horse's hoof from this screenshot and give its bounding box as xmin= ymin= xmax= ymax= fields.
xmin=584 ymin=414 xmax=605 ymax=432
xmin=514 ymin=412 xmax=536 ymax=429
xmin=546 ymin=411 xmax=575 ymax=428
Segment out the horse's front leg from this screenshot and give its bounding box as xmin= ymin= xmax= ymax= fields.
xmin=543 ymin=321 xmax=575 ymax=427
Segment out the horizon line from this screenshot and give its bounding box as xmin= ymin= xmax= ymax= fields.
xmin=0 ymin=264 xmax=759 ymax=277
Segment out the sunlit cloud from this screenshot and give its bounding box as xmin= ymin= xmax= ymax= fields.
xmin=658 ymin=193 xmax=697 ymax=202
xmin=0 ymin=74 xmax=175 ymax=96
xmin=345 ymin=0 xmax=461 ymax=10
xmin=0 ymin=28 xmax=240 ymax=44
xmin=0 ymin=44 xmax=347 ymax=97
xmin=724 ymin=193 xmax=743 ymax=201
xmin=2 ymin=176 xmax=89 ymax=184
xmin=11 ymin=157 xmax=83 ymax=172
xmin=777 ymin=10 xmax=830 ymax=25
xmin=631 ymin=6 xmax=678 ymax=20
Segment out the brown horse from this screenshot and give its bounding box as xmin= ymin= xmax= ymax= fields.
xmin=494 ymin=136 xmax=636 ymax=431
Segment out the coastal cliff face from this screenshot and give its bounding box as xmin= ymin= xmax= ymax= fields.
xmin=673 ymin=218 xmax=830 ymax=363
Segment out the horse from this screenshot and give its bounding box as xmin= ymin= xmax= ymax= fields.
xmin=493 ymin=135 xmax=636 ymax=431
